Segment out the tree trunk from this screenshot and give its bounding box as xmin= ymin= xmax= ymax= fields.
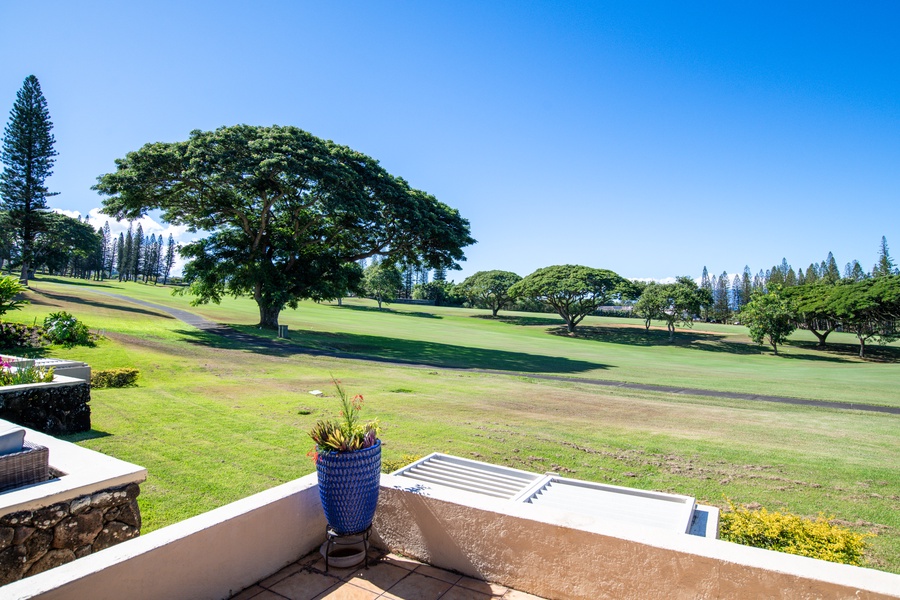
xmin=376 ymin=296 xmax=382 ymax=309
xmin=858 ymin=337 xmax=866 ymax=358
xmin=809 ymin=326 xmax=834 ymax=347
xmin=566 ymin=319 xmax=575 ymax=333
xmin=337 ymin=297 xmax=342 ymax=306
xmin=19 ymin=261 xmax=29 ymax=285
xmin=257 ymin=303 xmax=280 ymax=329
xmin=492 ymin=305 xmax=499 ymax=317
xmin=668 ymin=323 xmax=674 ymax=342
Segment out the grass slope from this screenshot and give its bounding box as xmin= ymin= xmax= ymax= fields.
xmin=3 ymin=276 xmax=899 ymax=573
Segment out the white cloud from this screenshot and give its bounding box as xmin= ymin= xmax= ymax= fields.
xmin=632 ymin=276 xmax=678 ymax=285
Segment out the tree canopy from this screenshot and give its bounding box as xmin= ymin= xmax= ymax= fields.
xmin=95 ymin=125 xmax=475 ymax=327
xmin=634 ymin=277 xmax=708 ymax=340
xmin=828 ymin=276 xmax=900 ymax=358
xmin=363 ymin=260 xmax=401 ymax=309
xmin=1 ymin=75 xmax=57 ymax=283
xmin=458 ymin=270 xmax=521 ymax=317
xmin=740 ymin=285 xmax=797 ymax=354
xmin=509 ymin=265 xmax=627 ymax=333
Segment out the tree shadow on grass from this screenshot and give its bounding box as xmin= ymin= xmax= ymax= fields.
xmin=27 ymin=289 xmax=175 ymax=319
xmin=60 ymin=429 xmax=113 ymax=442
xmin=787 ymin=340 xmax=900 ymax=363
xmin=470 ymin=315 xmax=562 ymax=326
xmin=552 ymin=325 xmax=853 ymax=363
xmin=0 ymin=345 xmax=49 ymax=358
xmin=34 ymin=276 xmax=118 ymax=289
xmin=176 ymin=326 xmax=606 ymax=374
xmin=331 ymin=304 xmax=442 ymax=319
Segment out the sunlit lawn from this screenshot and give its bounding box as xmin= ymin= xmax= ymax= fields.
xmin=2 ymin=276 xmax=899 ymax=573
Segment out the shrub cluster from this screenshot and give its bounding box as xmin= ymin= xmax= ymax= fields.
xmin=720 ymin=501 xmax=870 ymax=566
xmin=381 ymin=454 xmax=424 ymax=474
xmin=43 ymin=312 xmax=93 ymax=347
xmin=91 ymin=368 xmax=140 ymax=389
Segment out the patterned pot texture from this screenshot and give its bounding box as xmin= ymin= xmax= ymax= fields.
xmin=316 ymin=440 xmax=382 ymax=535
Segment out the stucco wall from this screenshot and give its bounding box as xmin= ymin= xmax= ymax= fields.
xmin=3 ymin=474 xmax=325 ymax=600
xmin=374 ymin=475 xmax=900 ymax=600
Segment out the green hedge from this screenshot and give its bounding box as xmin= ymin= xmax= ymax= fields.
xmin=720 ymin=501 xmax=870 ymax=566
xmin=91 ymin=368 xmax=140 ymax=389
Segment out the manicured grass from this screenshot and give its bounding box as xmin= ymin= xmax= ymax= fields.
xmin=3 ymin=276 xmax=899 ymax=573
xmin=29 ymin=276 xmax=899 ymax=407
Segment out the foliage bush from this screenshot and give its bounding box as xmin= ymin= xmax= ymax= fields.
xmin=0 ymin=322 xmax=47 ymax=349
xmin=381 ymin=454 xmax=423 ymax=474
xmin=43 ymin=311 xmax=93 ymax=347
xmin=0 ymin=275 xmax=27 ymax=318
xmin=91 ymin=368 xmax=140 ymax=388
xmin=720 ymin=500 xmax=870 ymax=566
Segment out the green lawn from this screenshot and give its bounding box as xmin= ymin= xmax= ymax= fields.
xmin=3 ymin=276 xmax=899 ymax=573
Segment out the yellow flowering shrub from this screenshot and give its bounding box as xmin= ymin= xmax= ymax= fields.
xmin=382 ymin=454 xmax=423 ymax=474
xmin=720 ymin=500 xmax=870 ymax=566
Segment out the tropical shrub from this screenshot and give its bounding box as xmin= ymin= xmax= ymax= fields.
xmin=43 ymin=312 xmax=92 ymax=347
xmin=91 ymin=368 xmax=140 ymax=388
xmin=0 ymin=276 xmax=27 ymax=318
xmin=720 ymin=501 xmax=870 ymax=566
xmin=308 ymin=379 xmax=379 ymax=452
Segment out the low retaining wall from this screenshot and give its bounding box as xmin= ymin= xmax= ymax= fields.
xmin=0 ymin=376 xmax=90 ymax=435
xmin=0 ymin=421 xmax=146 ymax=589
xmin=0 ymin=483 xmax=140 ymax=585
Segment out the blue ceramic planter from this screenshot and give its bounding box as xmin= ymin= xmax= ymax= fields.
xmin=316 ymin=440 xmax=382 ymax=535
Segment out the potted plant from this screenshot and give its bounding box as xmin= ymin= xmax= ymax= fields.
xmin=308 ymin=379 xmax=381 ymax=536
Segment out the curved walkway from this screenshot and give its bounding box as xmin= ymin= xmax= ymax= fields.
xmin=101 ymin=292 xmax=900 ymax=416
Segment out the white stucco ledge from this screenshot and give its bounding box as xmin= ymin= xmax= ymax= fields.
xmin=3 ymin=473 xmax=325 ymax=600
xmin=375 ymin=473 xmax=900 ymax=599
xmin=0 ymin=420 xmax=147 ymax=516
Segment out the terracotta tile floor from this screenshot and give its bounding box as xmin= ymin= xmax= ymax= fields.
xmin=231 ymin=547 xmax=547 ymax=600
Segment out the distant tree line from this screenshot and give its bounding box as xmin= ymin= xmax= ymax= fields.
xmin=0 ymin=209 xmax=178 ymax=284
xmin=701 ymin=237 xmax=900 ymax=357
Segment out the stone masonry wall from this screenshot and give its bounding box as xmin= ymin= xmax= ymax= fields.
xmin=0 ymin=380 xmax=91 ymax=435
xmin=0 ymin=483 xmax=140 ymax=586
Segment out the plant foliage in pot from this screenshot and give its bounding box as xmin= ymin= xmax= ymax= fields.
xmin=308 ymin=379 xmax=381 ymax=535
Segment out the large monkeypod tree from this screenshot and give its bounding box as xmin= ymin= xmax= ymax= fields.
xmin=95 ymin=125 xmax=474 ymax=328
xmin=510 ymin=264 xmax=627 ymax=333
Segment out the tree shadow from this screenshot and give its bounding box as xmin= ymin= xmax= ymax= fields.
xmin=0 ymin=345 xmax=49 ymax=358
xmin=60 ymin=429 xmax=113 ymax=442
xmin=470 ymin=315 xmax=562 ymax=326
xmin=332 ymin=305 xmax=442 ymax=319
xmin=34 ymin=276 xmax=118 ymax=289
xmin=27 ymin=289 xmax=175 ymax=319
xmin=176 ymin=326 xmax=606 ymax=374
xmin=552 ymin=325 xmax=853 ymax=362
xmin=787 ymin=340 xmax=900 ymax=363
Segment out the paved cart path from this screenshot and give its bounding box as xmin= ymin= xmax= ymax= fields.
xmin=99 ymin=292 xmax=900 ymax=416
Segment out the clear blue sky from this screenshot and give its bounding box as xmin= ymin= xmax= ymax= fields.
xmin=2 ymin=1 xmax=898 ymax=281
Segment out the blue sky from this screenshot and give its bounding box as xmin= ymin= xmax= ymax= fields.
xmin=1 ymin=1 xmax=898 ymax=281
